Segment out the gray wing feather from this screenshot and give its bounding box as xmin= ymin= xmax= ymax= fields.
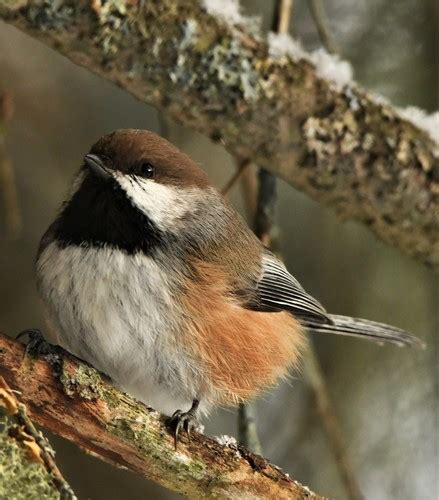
xmin=250 ymin=251 xmax=424 ymax=348
xmin=307 ymin=314 xmax=425 ymax=348
xmin=253 ymin=252 xmax=331 ymax=324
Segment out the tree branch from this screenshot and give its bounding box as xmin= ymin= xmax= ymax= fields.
xmin=0 ymin=376 xmax=77 ymax=499
xmin=0 ymin=0 xmax=437 ymax=266
xmin=0 ymin=332 xmax=321 ymax=499
xmin=308 ymin=0 xmax=337 ymax=54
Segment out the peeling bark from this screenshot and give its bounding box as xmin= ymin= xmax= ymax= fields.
xmin=0 ymin=0 xmax=437 ymax=266
xmin=0 ymin=333 xmax=321 ymax=499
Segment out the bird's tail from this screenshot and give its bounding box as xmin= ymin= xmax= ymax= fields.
xmin=305 ymin=314 xmax=425 ymax=348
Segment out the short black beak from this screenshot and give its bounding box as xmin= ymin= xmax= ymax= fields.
xmin=84 ymin=154 xmax=111 ymax=180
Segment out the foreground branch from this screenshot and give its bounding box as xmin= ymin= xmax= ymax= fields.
xmin=0 ymin=376 xmax=77 ymax=499
xmin=0 ymin=333 xmax=320 ymax=499
xmin=0 ymin=0 xmax=437 ymax=266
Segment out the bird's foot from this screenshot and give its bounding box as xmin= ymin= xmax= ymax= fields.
xmin=169 ymin=399 xmax=200 ymax=450
xmin=16 ymin=329 xmax=64 ymax=365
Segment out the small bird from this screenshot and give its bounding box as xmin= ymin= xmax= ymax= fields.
xmin=35 ymin=129 xmax=423 ymax=441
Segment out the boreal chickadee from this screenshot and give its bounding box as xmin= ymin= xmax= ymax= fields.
xmin=36 ymin=129 xmax=424 ymax=440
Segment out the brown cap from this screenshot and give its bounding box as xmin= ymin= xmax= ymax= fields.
xmin=90 ymin=129 xmax=211 ymax=188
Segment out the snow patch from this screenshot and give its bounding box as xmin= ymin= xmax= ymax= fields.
xmin=214 ymin=434 xmax=241 ymax=458
xmin=268 ymin=32 xmax=307 ymax=61
xmin=202 ymin=0 xmax=245 ymax=26
xmin=369 ymin=92 xmax=391 ymax=107
xmin=309 ymin=48 xmax=353 ymax=90
xmin=268 ymin=33 xmax=353 ymax=91
xmin=202 ymin=0 xmax=260 ymax=32
xmin=214 ymin=434 xmax=238 ymax=447
xmin=368 ymin=94 xmax=438 ymax=145
xmin=396 ymin=106 xmax=439 ymax=144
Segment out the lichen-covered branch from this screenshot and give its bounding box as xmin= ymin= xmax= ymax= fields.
xmin=0 ymin=333 xmax=320 ymax=499
xmin=0 ymin=0 xmax=437 ymax=266
xmin=0 ymin=376 xmax=76 ymax=499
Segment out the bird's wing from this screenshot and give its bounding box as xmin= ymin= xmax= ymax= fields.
xmin=246 ymin=250 xmax=330 ymax=324
xmin=243 ymin=250 xmax=423 ymax=348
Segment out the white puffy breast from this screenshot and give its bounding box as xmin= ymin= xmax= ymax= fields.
xmin=36 ymin=242 xmax=203 ymax=414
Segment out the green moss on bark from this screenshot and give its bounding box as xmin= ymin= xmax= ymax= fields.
xmin=0 ymin=418 xmax=59 ymax=499
xmin=107 ymin=415 xmax=207 ymax=480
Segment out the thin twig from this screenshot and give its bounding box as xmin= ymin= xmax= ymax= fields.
xmin=237 ymin=167 xmax=278 ymax=452
xmin=0 ymin=376 xmax=77 ymax=499
xmin=0 ymin=91 xmax=21 ymax=237
xmin=158 ymin=113 xmax=170 ymax=139
xmin=254 ymin=168 xmax=278 ymax=245
xmin=237 ymin=168 xmax=278 ymax=452
xmin=236 ymin=169 xmax=275 ymax=455
xmin=239 ymin=161 xmax=258 ymax=220
xmin=273 ymin=0 xmax=294 ymax=33
xmin=308 ymin=0 xmax=337 ymax=53
xmin=237 ymin=403 xmax=262 ymax=455
xmin=221 ymin=158 xmax=251 ymax=196
xmin=302 ymin=346 xmax=364 ymax=500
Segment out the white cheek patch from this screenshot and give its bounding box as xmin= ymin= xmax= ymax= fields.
xmin=115 ymin=174 xmax=200 ymax=230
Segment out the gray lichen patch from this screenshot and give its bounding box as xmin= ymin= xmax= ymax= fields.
xmin=153 ymin=17 xmax=264 ymax=110
xmin=106 ymin=414 xmax=207 ymax=481
xmin=87 ymin=1 xmax=266 ymax=114
xmin=60 ymin=363 xmax=104 ymax=401
xmin=25 ymin=0 xmax=76 ymax=31
xmin=303 ymin=86 xmax=438 ymax=187
xmin=91 ymin=0 xmax=133 ymax=56
xmin=0 ymin=417 xmax=59 ymax=499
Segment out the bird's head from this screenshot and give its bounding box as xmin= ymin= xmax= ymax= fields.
xmin=82 ymin=129 xmax=213 ymax=230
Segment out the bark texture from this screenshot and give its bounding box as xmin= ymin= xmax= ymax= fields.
xmin=0 ymin=0 xmax=437 ymax=266
xmin=0 ymin=333 xmax=321 ymax=499
xmin=0 ymin=376 xmax=76 ymax=499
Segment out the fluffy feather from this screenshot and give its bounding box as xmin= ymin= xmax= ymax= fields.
xmin=180 ymin=261 xmax=305 ymax=406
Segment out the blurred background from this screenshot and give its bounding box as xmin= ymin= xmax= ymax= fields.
xmin=0 ymin=0 xmax=437 ymax=499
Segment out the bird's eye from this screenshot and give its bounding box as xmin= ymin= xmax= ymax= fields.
xmin=140 ymin=162 xmax=155 ymax=178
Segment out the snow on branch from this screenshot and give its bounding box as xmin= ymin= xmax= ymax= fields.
xmin=203 ymin=0 xmax=248 ymax=28
xmin=396 ymin=107 xmax=439 ymax=145
xmin=268 ymin=33 xmax=353 ymax=90
xmin=0 ymin=0 xmax=438 ymax=266
xmin=267 ymin=31 xmax=439 ymax=145
xmin=0 ymin=333 xmax=321 ymax=499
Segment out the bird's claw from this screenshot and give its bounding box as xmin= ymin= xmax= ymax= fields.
xmin=16 ymin=329 xmax=63 ymax=361
xmin=169 ymin=408 xmax=200 ymax=450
